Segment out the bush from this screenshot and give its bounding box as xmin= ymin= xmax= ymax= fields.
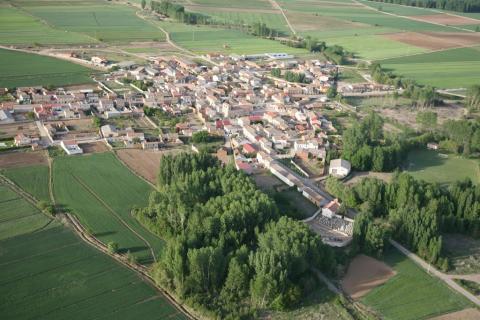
xmin=107 ymin=241 xmax=119 ymax=254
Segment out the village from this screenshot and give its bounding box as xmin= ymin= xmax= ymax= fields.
xmin=0 ymin=53 xmax=393 ymax=246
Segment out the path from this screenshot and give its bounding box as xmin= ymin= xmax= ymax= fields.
xmin=267 ymin=0 xmax=296 ymax=35
xmin=448 ymin=274 xmax=480 ymax=285
xmin=70 ymin=173 xmax=158 ymax=262
xmin=390 ymin=239 xmax=480 ymax=307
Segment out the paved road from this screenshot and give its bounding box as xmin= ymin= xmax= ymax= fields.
xmin=390 ymin=239 xmax=480 ymax=307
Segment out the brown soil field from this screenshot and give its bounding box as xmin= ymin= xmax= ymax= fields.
xmin=342 ymin=254 xmax=396 ymax=300
xmin=0 ymin=122 xmax=38 ymax=140
xmin=385 ymin=32 xmax=480 ymax=50
xmin=0 ymin=151 xmax=47 ymax=169
xmin=411 ymin=14 xmax=480 ymax=26
xmin=116 ymin=148 xmax=183 ymax=184
xmin=79 ymin=141 xmax=109 ymax=154
xmin=429 ymin=308 xmax=480 ymax=320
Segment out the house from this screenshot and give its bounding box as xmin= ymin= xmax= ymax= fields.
xmin=0 ymin=109 xmax=14 ymax=124
xmin=329 ymin=158 xmax=351 ymax=178
xmin=427 ymin=142 xmax=439 ymax=150
xmin=235 ymin=160 xmax=253 ymax=175
xmin=242 ymin=143 xmax=257 ymax=156
xmin=322 ymin=199 xmax=341 ymax=218
xmin=60 ymin=140 xmax=83 ymax=155
xmin=142 ymin=140 xmax=160 ymax=151
xmin=14 ymin=133 xmax=39 ymax=147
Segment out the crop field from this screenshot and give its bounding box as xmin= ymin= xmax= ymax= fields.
xmin=3 ymin=165 xmax=50 ymax=202
xmin=0 ymin=183 xmax=185 ymax=320
xmin=0 ymin=4 xmax=94 ymax=45
xmin=160 ymin=21 xmax=306 ymax=55
xmin=0 ymin=48 xmax=94 ymax=88
xmin=381 ymin=46 xmax=480 ymax=88
xmin=21 ymin=4 xmax=165 ymax=43
xmin=405 ymin=149 xmax=480 ymax=185
xmin=362 ymin=249 xmax=472 ymax=320
xmin=191 ymin=0 xmax=274 ymax=10
xmin=53 ymin=152 xmax=164 ymax=264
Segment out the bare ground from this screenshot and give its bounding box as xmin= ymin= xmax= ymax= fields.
xmin=385 ymin=31 xmax=480 ymax=50
xmin=79 ymin=141 xmax=109 ymax=154
xmin=0 ymin=151 xmax=48 ymax=169
xmin=116 ymin=148 xmax=183 ymax=184
xmin=429 ymin=308 xmax=480 ymax=320
xmin=411 ymin=14 xmax=480 ymax=26
xmin=342 ymin=254 xmax=396 ymax=300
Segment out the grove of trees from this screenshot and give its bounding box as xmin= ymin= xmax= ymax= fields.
xmin=134 ymin=153 xmax=335 ymax=318
xmin=326 ymin=173 xmax=480 ymax=268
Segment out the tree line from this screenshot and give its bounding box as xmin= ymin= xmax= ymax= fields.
xmin=326 ymin=172 xmax=480 ymax=270
xmin=341 ymin=112 xmax=432 ymax=171
xmin=281 ymin=36 xmax=351 ymax=64
xmin=367 ymin=0 xmax=480 ymax=12
xmin=370 ymin=63 xmax=439 ymax=107
xmin=271 ymin=68 xmax=309 ymax=83
xmin=134 ymin=153 xmax=335 ymax=318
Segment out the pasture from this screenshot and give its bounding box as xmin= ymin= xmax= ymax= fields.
xmin=405 ymin=149 xmax=480 ymax=185
xmin=0 ymin=4 xmax=94 ymax=45
xmin=53 ymin=152 xmax=164 ymax=264
xmin=362 ymin=249 xmax=472 ymax=320
xmin=160 ymin=21 xmax=306 ymax=55
xmin=3 ymin=165 xmax=50 ymax=202
xmin=21 ymin=3 xmax=165 ymax=43
xmin=0 ymin=48 xmax=94 ymax=87
xmin=0 ymin=183 xmax=186 ymax=320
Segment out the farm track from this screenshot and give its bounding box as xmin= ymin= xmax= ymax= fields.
xmin=64 ymin=212 xmax=198 ymax=320
xmin=266 ymin=0 xmax=297 ymax=35
xmin=69 ymin=173 xmax=157 ymax=262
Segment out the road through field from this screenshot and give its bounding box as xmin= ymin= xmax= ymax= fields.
xmin=390 ymin=239 xmax=480 ymax=307
xmin=267 ymin=0 xmax=297 ymax=35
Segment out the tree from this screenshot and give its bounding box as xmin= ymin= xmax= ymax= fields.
xmin=327 ymin=85 xmax=337 ymax=99
xmin=107 ymin=241 xmax=119 ymax=254
xmin=191 ymin=130 xmax=211 ymax=144
xmin=141 ymin=0 xmax=147 ymax=9
xmin=466 ymin=85 xmax=480 ymax=110
xmin=92 ymin=116 xmax=102 ymax=128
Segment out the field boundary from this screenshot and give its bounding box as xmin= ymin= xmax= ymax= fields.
xmin=64 ymin=212 xmax=199 ymax=320
xmin=69 ymin=173 xmax=158 ymax=262
xmin=112 ymin=150 xmax=157 ymax=189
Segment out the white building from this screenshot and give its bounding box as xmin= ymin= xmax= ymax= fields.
xmin=60 ymin=140 xmax=83 ymax=155
xmin=329 ymin=158 xmax=351 ymax=178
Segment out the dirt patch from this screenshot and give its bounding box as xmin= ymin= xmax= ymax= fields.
xmin=0 ymin=151 xmax=48 ymax=169
xmin=0 ymin=122 xmax=38 ymax=140
xmin=345 ymin=171 xmax=393 ymax=186
xmin=79 ymin=141 xmax=109 ymax=154
xmin=252 ymin=172 xmax=283 ymax=192
xmin=385 ymin=31 xmax=480 ymax=50
xmin=429 ymin=308 xmax=480 ymax=320
xmin=411 ymin=14 xmax=480 ymax=26
xmin=377 ymin=103 xmax=465 ymax=130
xmin=342 ymin=254 xmax=396 ymax=300
xmin=116 ymin=148 xmax=183 ymax=184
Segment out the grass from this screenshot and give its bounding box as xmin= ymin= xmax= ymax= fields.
xmin=2 ymin=165 xmax=50 ymax=202
xmin=381 ymin=46 xmax=480 ymax=88
xmin=0 ymin=48 xmax=95 ymax=88
xmin=0 ymin=4 xmax=95 ymax=45
xmin=362 ymin=248 xmax=472 ymax=320
xmin=0 ymin=183 xmax=186 ymax=320
xmin=24 ymin=4 xmax=166 ymax=43
xmin=159 ymin=21 xmax=307 ymax=55
xmin=405 ymin=149 xmax=480 ymax=185
xmin=53 ymin=152 xmax=164 ymax=264
xmin=274 ymin=188 xmax=318 ymax=219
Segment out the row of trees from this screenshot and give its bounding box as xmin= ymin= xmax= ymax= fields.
xmin=271 ymin=69 xmax=309 ymax=83
xmin=135 ymin=153 xmax=335 ymax=317
xmin=327 ymin=173 xmax=480 ymax=267
xmin=370 ymin=63 xmax=439 ymax=107
xmin=151 ymin=0 xmax=211 ymax=24
xmin=341 ymin=112 xmax=431 ymax=171
xmin=368 ymin=0 xmax=480 ymax=12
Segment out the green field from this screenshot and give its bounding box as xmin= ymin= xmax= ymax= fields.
xmin=0 ymin=4 xmax=95 ymax=45
xmin=191 ymin=0 xmax=274 ymax=10
xmin=381 ymin=46 xmax=480 ymax=88
xmin=0 ymin=183 xmax=186 ymax=320
xmin=53 ymin=153 xmax=164 ymax=264
xmin=159 ymin=21 xmax=306 ymax=55
xmin=405 ymin=149 xmax=480 ymax=185
xmin=0 ymin=48 xmax=94 ymax=87
xmin=362 ymin=249 xmax=472 ymax=320
xmin=22 ymin=4 xmax=165 ymax=43
xmin=3 ymin=165 xmax=50 ymax=202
